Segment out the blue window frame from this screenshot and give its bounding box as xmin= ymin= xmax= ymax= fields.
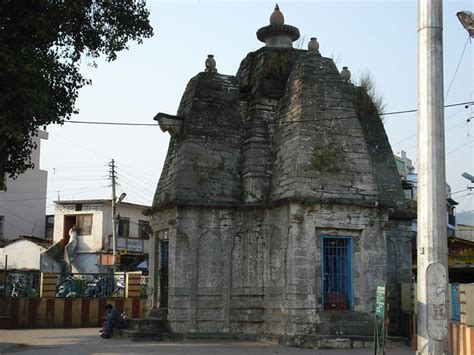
xmin=321 ymin=236 xmax=353 ymax=310
xmin=161 ymin=239 xmax=169 ymax=274
xmin=451 ymin=283 xmax=460 ymax=322
xmin=160 ymin=239 xmax=169 ymax=308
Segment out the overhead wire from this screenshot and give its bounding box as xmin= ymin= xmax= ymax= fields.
xmin=0 ymin=186 xmax=109 ymax=202
xmin=114 ymin=160 xmax=158 ymax=181
xmin=61 ymin=101 xmax=474 ymax=127
xmin=117 ymin=178 xmax=154 ymax=199
xmin=450 ymin=188 xmax=470 ymax=196
xmin=110 ymin=164 xmax=153 ymax=205
xmin=445 ymin=36 xmax=470 ymax=101
xmin=116 ymin=179 xmax=153 ymax=204
xmin=115 ymin=166 xmax=157 ymax=190
xmin=447 ymin=139 xmax=473 ymax=155
xmin=392 ymin=106 xmax=469 ymax=145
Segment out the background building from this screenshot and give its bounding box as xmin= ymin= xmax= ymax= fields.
xmin=41 ymin=199 xmax=150 ymax=274
xmin=0 ymin=131 xmax=48 ymax=241
xmin=0 ymin=236 xmax=50 ymax=271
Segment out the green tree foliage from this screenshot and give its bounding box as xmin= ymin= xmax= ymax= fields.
xmin=0 ymin=0 xmax=153 ymax=188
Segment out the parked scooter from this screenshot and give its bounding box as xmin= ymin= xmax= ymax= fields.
xmin=56 ymin=276 xmax=78 ymax=297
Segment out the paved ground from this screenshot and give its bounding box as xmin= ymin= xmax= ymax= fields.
xmin=0 ymin=328 xmax=414 ymax=354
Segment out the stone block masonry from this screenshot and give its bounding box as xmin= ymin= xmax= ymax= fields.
xmin=149 ymin=5 xmax=414 ymax=345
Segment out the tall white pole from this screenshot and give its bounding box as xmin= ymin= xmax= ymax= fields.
xmin=417 ymin=0 xmax=449 ymax=354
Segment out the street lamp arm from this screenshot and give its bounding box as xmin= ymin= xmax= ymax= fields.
xmin=462 ymin=172 xmax=474 ymax=183
xmin=457 ymin=11 xmax=474 ymax=37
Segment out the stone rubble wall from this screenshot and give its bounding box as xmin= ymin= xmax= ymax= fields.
xmin=153 ymin=202 xmax=388 ymax=336
xmin=153 ymin=73 xmax=243 ymax=208
xmin=150 ymin=45 xmax=413 ymax=338
xmin=271 ymin=54 xmax=380 ymax=205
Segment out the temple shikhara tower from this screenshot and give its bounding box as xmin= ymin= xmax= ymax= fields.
xmin=148 ymin=5 xmax=413 ymax=346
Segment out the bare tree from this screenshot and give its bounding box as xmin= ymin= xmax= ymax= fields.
xmin=330 ymin=52 xmax=342 ymax=66
xmin=295 ymin=35 xmax=306 ymax=49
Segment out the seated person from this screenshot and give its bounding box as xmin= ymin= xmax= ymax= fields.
xmin=101 ymin=304 xmax=125 ymax=338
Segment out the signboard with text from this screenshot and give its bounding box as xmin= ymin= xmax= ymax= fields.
xmin=374 ymin=284 xmax=387 ymax=355
xmin=375 ymin=285 xmax=386 ymax=317
xmin=108 ymin=236 xmax=144 ymax=253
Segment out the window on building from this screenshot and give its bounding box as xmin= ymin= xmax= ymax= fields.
xmin=45 ymin=215 xmax=54 ymax=239
xmin=322 ymin=236 xmax=353 ymax=311
xmin=0 ymin=173 xmax=5 ymax=190
xmin=0 ymin=216 xmax=4 ymax=239
xmin=118 ymin=218 xmax=130 ymax=237
xmin=138 ymin=220 xmax=151 ymax=239
xmin=76 ymin=214 xmax=93 ymax=235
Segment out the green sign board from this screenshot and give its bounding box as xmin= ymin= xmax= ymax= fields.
xmin=374 ymin=284 xmax=386 ymax=355
xmin=375 ymin=285 xmax=386 ymax=317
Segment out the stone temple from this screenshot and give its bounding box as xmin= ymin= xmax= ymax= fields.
xmin=147 ymin=5 xmax=413 ymax=345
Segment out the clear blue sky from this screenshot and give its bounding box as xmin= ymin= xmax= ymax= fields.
xmin=41 ymin=0 xmax=473 ymax=213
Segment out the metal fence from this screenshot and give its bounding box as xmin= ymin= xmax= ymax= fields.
xmin=3 ymin=271 xmax=41 ymax=297
xmin=2 ymin=271 xmax=148 ymax=298
xmin=56 ymin=272 xmax=126 ymax=298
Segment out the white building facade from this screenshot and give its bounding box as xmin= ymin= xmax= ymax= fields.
xmin=44 ymin=199 xmax=150 ymax=273
xmin=0 ymin=131 xmax=48 ymax=240
xmin=0 ymin=236 xmax=50 ymax=270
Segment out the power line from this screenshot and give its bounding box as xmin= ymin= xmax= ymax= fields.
xmin=66 ymin=121 xmax=157 ymax=127
xmin=392 ymin=107 xmax=471 ymax=145
xmin=62 ymin=101 xmax=474 ymax=127
xmin=116 ymin=178 xmax=153 ymax=203
xmin=115 ymin=166 xmax=157 ymax=190
xmin=44 ymin=164 xmax=106 ymax=170
xmin=0 ymin=205 xmax=37 ymax=226
xmin=0 ymin=186 xmax=109 ymax=202
xmin=116 ymin=175 xmax=155 ymax=197
xmin=6 ymin=177 xmax=108 ymax=182
xmin=451 ymin=188 xmax=470 ymax=196
xmin=393 ymin=122 xmax=467 ymax=150
xmin=445 ymin=36 xmax=470 ymax=101
xmin=447 ymin=139 xmax=473 ymax=155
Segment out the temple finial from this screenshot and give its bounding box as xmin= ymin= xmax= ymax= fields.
xmin=270 ymin=4 xmax=284 ymax=25
xmin=257 ymin=4 xmax=300 ymax=48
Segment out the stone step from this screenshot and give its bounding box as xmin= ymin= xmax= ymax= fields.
xmin=126 ymin=317 xmax=169 ymax=332
xmin=119 ymin=329 xmax=164 ymax=341
xmin=315 ymin=311 xmax=373 ymax=324
xmin=311 ymin=322 xmax=374 ymax=336
xmin=147 ymin=308 xmax=168 ymax=320
xmin=118 ymin=330 xmax=408 ymax=349
xmin=163 ymin=333 xmax=258 ymax=342
xmin=120 ymin=331 xmax=259 ymax=342
xmin=264 ymin=334 xmax=408 ymax=349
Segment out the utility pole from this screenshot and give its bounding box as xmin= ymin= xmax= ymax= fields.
xmin=417 ymin=0 xmax=448 ymax=354
xmin=110 ymin=159 xmax=118 ymax=273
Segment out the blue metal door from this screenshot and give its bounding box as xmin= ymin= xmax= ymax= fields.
xmin=322 ymin=237 xmax=353 ymax=310
xmin=160 ymin=240 xmax=169 ymax=307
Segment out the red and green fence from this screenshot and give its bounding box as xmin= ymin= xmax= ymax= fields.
xmin=0 ymin=272 xmax=147 ymax=329
xmin=401 ymin=282 xmax=474 ymax=355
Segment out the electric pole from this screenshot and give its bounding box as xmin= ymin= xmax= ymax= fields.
xmin=110 ymin=159 xmax=117 ymax=273
xmin=417 ymin=0 xmax=448 ymax=353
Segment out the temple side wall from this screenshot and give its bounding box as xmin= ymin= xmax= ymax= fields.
xmin=151 ymin=203 xmax=389 ymax=336
xmin=385 ymin=218 xmax=414 ymax=334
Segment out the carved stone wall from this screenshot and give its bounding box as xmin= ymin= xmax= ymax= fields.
xmin=150 ymin=44 xmax=413 ymax=337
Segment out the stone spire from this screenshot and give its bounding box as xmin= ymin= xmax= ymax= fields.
xmin=270 ymin=4 xmax=284 ymax=25
xmin=256 ymin=4 xmax=300 ymax=48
